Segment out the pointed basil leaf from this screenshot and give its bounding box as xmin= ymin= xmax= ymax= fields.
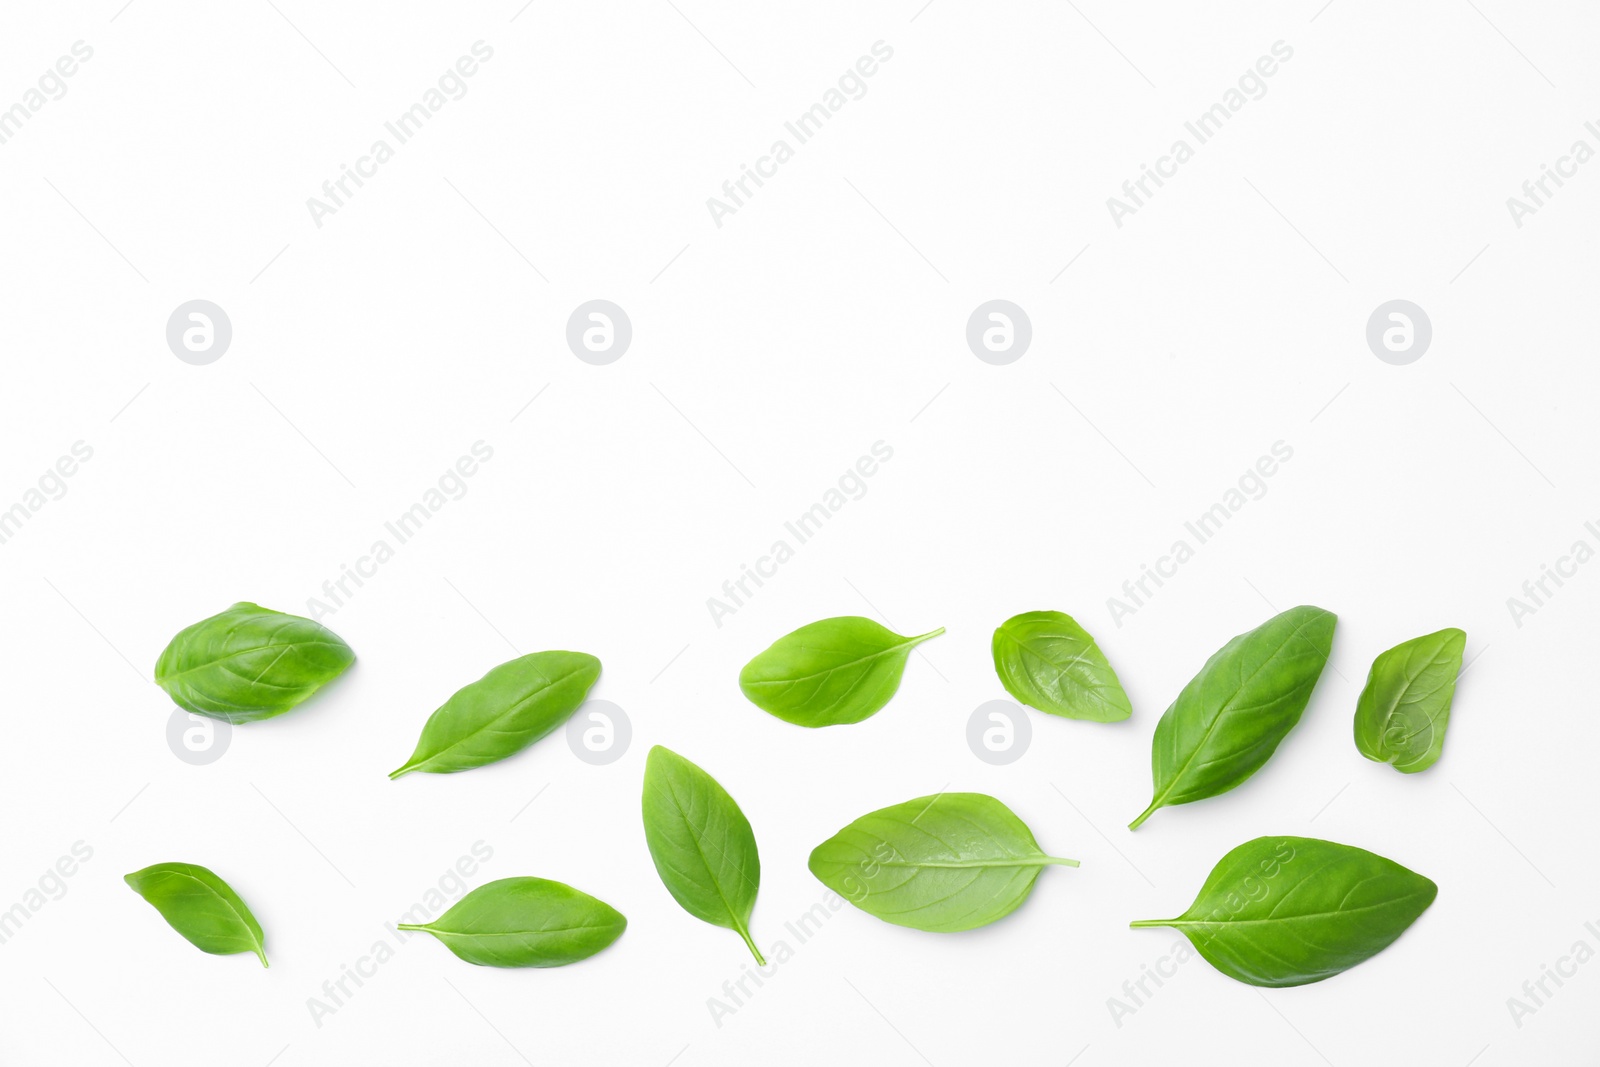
xmin=992 ymin=610 xmax=1131 ymax=722
xmin=154 ymin=602 xmax=354 ymax=724
xmin=1130 ymin=605 xmax=1336 ymax=830
xmin=125 ymin=862 xmax=268 ymax=967
xmin=398 ymin=877 xmax=625 ymax=967
xmin=641 ymin=746 xmax=763 ymax=962
xmin=1131 ymin=836 xmax=1436 ymax=987
xmin=1354 ymin=628 xmax=1466 ymax=774
xmin=809 ymin=792 xmax=1078 ymax=932
xmin=390 ymin=651 xmax=601 ymax=778
xmin=738 ymin=616 xmax=944 ymax=727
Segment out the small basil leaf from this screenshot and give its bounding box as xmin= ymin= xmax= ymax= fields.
xmin=641 ymin=746 xmax=763 ymax=962
xmin=390 ymin=651 xmax=601 ymax=778
xmin=809 ymin=792 xmax=1078 ymax=932
xmin=154 ymin=602 xmax=354 ymax=724
xmin=1353 ymin=628 xmax=1466 ymax=774
xmin=398 ymin=877 xmax=625 ymax=967
xmin=124 ymin=862 xmax=268 ymax=967
xmin=1131 ymin=836 xmax=1436 ymax=987
xmin=738 ymin=616 xmax=944 ymax=727
xmin=992 ymin=610 xmax=1131 ymax=722
xmin=1130 ymin=605 xmax=1336 ymax=830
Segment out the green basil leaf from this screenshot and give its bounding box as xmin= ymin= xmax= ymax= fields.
xmin=390 ymin=651 xmax=601 ymax=778
xmin=1131 ymin=836 xmax=1436 ymax=987
xmin=154 ymin=602 xmax=354 ymax=724
xmin=991 ymin=610 xmax=1131 ymax=722
xmin=641 ymin=746 xmax=763 ymax=962
xmin=1353 ymin=628 xmax=1466 ymax=774
xmin=738 ymin=616 xmax=944 ymax=727
xmin=1130 ymin=605 xmax=1336 ymax=830
xmin=809 ymin=792 xmax=1078 ymax=932
xmin=398 ymin=876 xmax=625 ymax=968
xmin=125 ymin=862 xmax=268 ymax=967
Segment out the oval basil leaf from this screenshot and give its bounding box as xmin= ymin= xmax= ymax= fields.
xmin=398 ymin=877 xmax=625 ymax=967
xmin=809 ymin=792 xmax=1078 ymax=933
xmin=992 ymin=610 xmax=1131 ymax=722
xmin=1130 ymin=605 xmax=1336 ymax=830
xmin=390 ymin=651 xmax=601 ymax=778
xmin=154 ymin=602 xmax=354 ymax=724
xmin=1131 ymin=836 xmax=1436 ymax=987
xmin=641 ymin=746 xmax=763 ymax=962
xmin=125 ymin=862 xmax=268 ymax=967
xmin=1353 ymin=627 xmax=1466 ymax=774
xmin=738 ymin=616 xmax=944 ymax=727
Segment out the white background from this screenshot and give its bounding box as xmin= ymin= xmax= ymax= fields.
xmin=1 ymin=1 xmax=1595 ymax=1064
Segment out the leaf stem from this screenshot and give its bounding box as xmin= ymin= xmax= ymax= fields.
xmin=1042 ymin=856 xmax=1081 ymax=867
xmin=1128 ymin=919 xmax=1171 ymax=929
xmin=908 ymin=627 xmax=946 ymax=646
xmin=738 ymin=927 xmax=766 ymax=966
xmin=388 ymin=763 xmax=419 ymax=780
xmin=255 ymin=945 xmax=270 ymax=967
xmin=396 ymin=923 xmax=428 ymax=931
xmin=1128 ymin=799 xmax=1160 ymax=831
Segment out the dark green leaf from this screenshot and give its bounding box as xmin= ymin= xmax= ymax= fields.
xmin=1131 ymin=836 xmax=1436 ymax=987
xmin=390 ymin=651 xmax=600 ymax=778
xmin=1354 ymin=628 xmax=1466 ymax=774
xmin=125 ymin=862 xmax=268 ymax=966
xmin=809 ymin=792 xmax=1077 ymax=932
xmin=1130 ymin=605 xmax=1336 ymax=829
xmin=641 ymin=746 xmax=763 ymax=962
xmin=992 ymin=610 xmax=1130 ymax=721
xmin=739 ymin=616 xmax=944 ymax=727
xmin=398 ymin=877 xmax=625 ymax=967
xmin=154 ymin=602 xmax=354 ymax=724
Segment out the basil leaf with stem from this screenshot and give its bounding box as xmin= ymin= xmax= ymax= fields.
xmin=1130 ymin=605 xmax=1336 ymax=830
xmin=1353 ymin=628 xmax=1466 ymax=774
xmin=991 ymin=610 xmax=1131 ymax=721
xmin=1131 ymin=836 xmax=1436 ymax=987
xmin=809 ymin=792 xmax=1078 ymax=932
xmin=125 ymin=862 xmax=268 ymax=967
xmin=397 ymin=877 xmax=625 ymax=967
xmin=154 ymin=602 xmax=354 ymax=724
xmin=641 ymin=746 xmax=764 ymax=962
xmin=739 ymin=616 xmax=945 ymax=727
xmin=390 ymin=651 xmax=601 ymax=778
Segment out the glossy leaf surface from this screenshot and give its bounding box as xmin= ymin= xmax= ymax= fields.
xmin=125 ymin=862 xmax=268 ymax=966
xmin=391 ymin=651 xmax=600 ymax=778
xmin=809 ymin=793 xmax=1078 ymax=932
xmin=154 ymin=602 xmax=354 ymax=724
xmin=1131 ymin=836 xmax=1436 ymax=987
xmin=992 ymin=610 xmax=1131 ymax=721
xmin=641 ymin=746 xmax=763 ymax=962
xmin=1353 ymin=628 xmax=1465 ymax=773
xmin=739 ymin=616 xmax=944 ymax=727
xmin=1130 ymin=606 xmax=1336 ymax=829
xmin=398 ymin=877 xmax=625 ymax=967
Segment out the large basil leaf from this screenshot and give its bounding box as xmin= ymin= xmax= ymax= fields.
xmin=641 ymin=746 xmax=764 ymax=962
xmin=390 ymin=651 xmax=601 ymax=778
xmin=1131 ymin=836 xmax=1436 ymax=987
xmin=991 ymin=610 xmax=1131 ymax=721
xmin=125 ymin=862 xmax=268 ymax=966
xmin=1130 ymin=605 xmax=1336 ymax=830
xmin=739 ymin=616 xmax=944 ymax=727
xmin=809 ymin=792 xmax=1077 ymax=932
xmin=154 ymin=602 xmax=354 ymax=724
xmin=398 ymin=877 xmax=625 ymax=967
xmin=1353 ymin=628 xmax=1466 ymax=774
